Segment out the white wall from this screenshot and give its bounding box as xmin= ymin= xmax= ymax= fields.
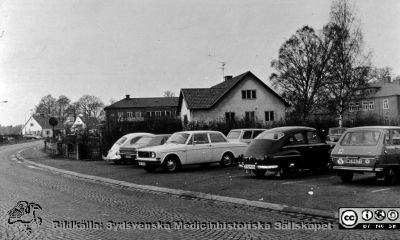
xmin=179 ymin=98 xmax=191 ymax=122
xmin=22 ymin=117 xmax=42 ymax=135
xmin=191 ymin=75 xmax=286 ymax=123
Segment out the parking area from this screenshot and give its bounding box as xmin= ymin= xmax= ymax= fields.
xmin=20 ymin=145 xmax=400 ymax=213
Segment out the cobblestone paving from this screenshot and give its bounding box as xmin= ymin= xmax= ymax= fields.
xmin=0 ymin=142 xmax=398 ymax=239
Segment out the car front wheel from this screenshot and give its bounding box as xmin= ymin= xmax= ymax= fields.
xmin=280 ymin=162 xmax=299 ymax=178
xmin=162 ymin=157 xmax=179 ymax=172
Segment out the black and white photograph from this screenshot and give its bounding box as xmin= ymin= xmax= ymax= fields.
xmin=0 ymin=0 xmax=399 ymax=239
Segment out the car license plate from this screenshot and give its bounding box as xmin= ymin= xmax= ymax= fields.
xmin=126 ymin=155 xmax=132 ymax=158
xmin=243 ymin=164 xmax=256 ymax=170
xmin=345 ymin=158 xmax=362 ymax=164
xmin=138 ymin=162 xmax=146 ymax=166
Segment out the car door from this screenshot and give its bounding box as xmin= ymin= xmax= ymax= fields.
xmin=186 ymin=133 xmax=212 ymax=164
xmin=282 ymin=131 xmax=308 ymax=169
xmin=305 ymin=131 xmax=330 ymax=168
xmin=209 ymin=132 xmax=229 ymax=161
xmin=385 ymin=129 xmax=400 ymax=165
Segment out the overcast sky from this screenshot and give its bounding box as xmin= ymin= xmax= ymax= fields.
xmin=0 ymin=0 xmax=399 ymax=126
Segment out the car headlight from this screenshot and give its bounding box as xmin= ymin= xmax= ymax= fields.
xmin=151 ymin=152 xmax=156 ymax=158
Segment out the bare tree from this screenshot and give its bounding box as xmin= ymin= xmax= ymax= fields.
xmin=270 ymin=26 xmax=334 ymax=121
xmin=76 ymin=95 xmax=105 ymax=118
xmin=163 ymin=91 xmax=175 ymax=98
xmin=324 ymin=0 xmax=371 ymax=127
xmin=35 ymin=94 xmax=57 ymax=116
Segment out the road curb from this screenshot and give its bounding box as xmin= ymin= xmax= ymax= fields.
xmin=16 ymin=152 xmax=338 ymax=220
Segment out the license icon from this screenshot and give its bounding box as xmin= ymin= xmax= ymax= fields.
xmin=362 ymin=210 xmax=373 ymax=221
xmin=374 ymin=210 xmax=386 ymax=221
xmin=387 ymin=210 xmax=399 ymax=221
xmin=341 ymin=210 xmax=358 ymax=227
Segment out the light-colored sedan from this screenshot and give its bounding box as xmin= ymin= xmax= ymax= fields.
xmin=227 ymin=129 xmax=266 ymax=144
xmin=136 ymin=130 xmax=247 ymax=172
xmin=103 ymin=132 xmax=154 ymax=164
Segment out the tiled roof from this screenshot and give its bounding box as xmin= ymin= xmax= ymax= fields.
xmin=32 ymin=115 xmax=64 ymax=129
xmin=180 ymin=71 xmax=289 ymax=110
xmin=368 ymin=82 xmax=400 ymax=98
xmin=104 ymin=97 xmax=179 ymax=110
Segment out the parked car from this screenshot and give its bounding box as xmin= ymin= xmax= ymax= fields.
xmin=103 ymin=133 xmax=154 ymax=164
xmin=23 ymin=134 xmax=42 ymax=140
xmin=327 ymin=127 xmax=347 ymax=142
xmin=239 ymin=126 xmax=332 ymax=178
xmin=136 ymin=130 xmax=247 ymax=172
xmin=331 ymin=126 xmax=400 ymax=184
xmin=226 ymin=129 xmax=266 ymax=144
xmin=119 ymin=134 xmax=170 ymax=164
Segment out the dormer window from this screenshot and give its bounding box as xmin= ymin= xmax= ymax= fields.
xmin=242 ymin=90 xmax=256 ymax=99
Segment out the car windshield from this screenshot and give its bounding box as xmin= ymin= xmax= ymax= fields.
xmin=116 ymin=137 xmax=127 ymax=145
xmin=227 ymin=131 xmax=241 ymax=139
xmin=135 ymin=136 xmax=153 ymax=144
xmin=255 ymin=131 xmax=285 ymax=140
xmin=340 ymin=130 xmax=381 ymax=146
xmin=166 ymin=133 xmax=190 ymax=144
xmin=330 ymin=128 xmax=347 ymax=135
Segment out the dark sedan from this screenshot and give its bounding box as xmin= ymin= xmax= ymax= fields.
xmin=239 ymin=126 xmax=332 ymax=178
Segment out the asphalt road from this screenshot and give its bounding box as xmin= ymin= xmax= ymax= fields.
xmin=0 ymin=142 xmax=397 ymax=239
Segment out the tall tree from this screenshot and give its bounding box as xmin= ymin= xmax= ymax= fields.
xmin=56 ymin=95 xmax=71 ymax=122
xmin=324 ymin=0 xmax=371 ymax=127
xmin=270 ymin=26 xmax=334 ymax=121
xmin=35 ymin=94 xmax=57 ymax=116
xmin=76 ymin=95 xmax=105 ymax=118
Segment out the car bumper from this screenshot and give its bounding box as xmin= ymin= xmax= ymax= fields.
xmin=238 ymin=163 xmax=279 ymax=170
xmin=333 ymin=166 xmax=384 ymax=172
xmin=136 ymin=158 xmax=162 ymax=167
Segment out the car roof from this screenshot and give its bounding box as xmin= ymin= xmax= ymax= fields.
xmin=264 ymin=126 xmax=316 ymax=133
xmin=347 ymin=126 xmax=400 ymax=130
xmin=229 ymin=129 xmax=266 ymax=131
xmin=122 ymin=133 xmax=154 ymax=138
xmin=155 ymin=134 xmax=171 ymax=137
xmin=178 ymin=130 xmax=223 ymax=134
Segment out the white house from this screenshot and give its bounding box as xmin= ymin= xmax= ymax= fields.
xmin=22 ymin=115 xmax=64 ymax=138
xmin=178 ymin=71 xmax=289 ymax=124
xmin=71 ymin=115 xmax=99 ymax=132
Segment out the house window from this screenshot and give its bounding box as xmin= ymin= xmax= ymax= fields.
xmin=135 ymin=112 xmax=142 ymax=118
xmin=383 ymin=99 xmax=389 ymax=109
xmin=46 ymin=130 xmax=50 ymax=135
xmin=265 ymin=111 xmax=274 ymax=121
xmin=362 ymin=101 xmax=369 ymax=111
xmin=30 ymin=123 xmax=34 ymax=127
xmin=241 ymin=90 xmax=256 ymax=99
xmin=127 ymin=112 xmax=133 ymax=118
xmin=155 ymin=111 xmax=161 ymax=117
xmin=225 ymin=112 xmax=235 ymax=122
xmin=166 ymin=111 xmax=171 ymax=117
xmin=183 ymin=115 xmax=188 ymax=124
xmin=245 ymin=111 xmax=255 ymax=122
xmin=354 ymin=103 xmax=361 ymax=111
xmin=349 ymin=103 xmax=354 ymax=112
xmin=354 ymin=90 xmax=362 ymax=96
xmin=368 ymin=101 xmax=374 ymax=110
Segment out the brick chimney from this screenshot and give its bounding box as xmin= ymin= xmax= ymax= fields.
xmin=125 ymin=94 xmax=130 ymax=99
xmin=224 ymin=75 xmax=233 ymax=81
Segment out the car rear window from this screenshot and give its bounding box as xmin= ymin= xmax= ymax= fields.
xmin=256 ymin=131 xmax=285 ymax=140
xmin=227 ymin=131 xmax=241 ymax=139
xmin=330 ymin=128 xmax=347 ymax=135
xmin=340 ymin=130 xmax=381 ymax=146
xmin=135 ymin=136 xmax=153 ymax=144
